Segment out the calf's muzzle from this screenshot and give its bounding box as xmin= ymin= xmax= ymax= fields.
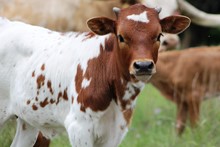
xmin=133 ymin=60 xmax=155 ymax=75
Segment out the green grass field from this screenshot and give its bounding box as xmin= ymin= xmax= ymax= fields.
xmin=1 ymin=84 xmax=220 ymax=147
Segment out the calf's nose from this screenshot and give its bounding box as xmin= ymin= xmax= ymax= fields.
xmin=133 ymin=61 xmax=154 ymax=74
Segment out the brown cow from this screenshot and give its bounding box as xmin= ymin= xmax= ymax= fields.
xmin=149 ymin=46 xmax=220 ymax=135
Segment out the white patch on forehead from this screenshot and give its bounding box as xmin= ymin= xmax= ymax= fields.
xmin=81 ymin=78 xmax=91 ymax=89
xmin=127 ymin=11 xmax=149 ymax=23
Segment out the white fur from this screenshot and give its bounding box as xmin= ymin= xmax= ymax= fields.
xmin=127 ymin=11 xmax=149 ymax=23
xmin=122 ymin=82 xmax=136 ymax=101
xmin=81 ymin=78 xmax=92 ymax=89
xmin=122 ymin=81 xmax=145 ymax=109
xmin=132 ymin=81 xmax=145 ymax=90
xmin=65 ymin=101 xmax=128 ymax=147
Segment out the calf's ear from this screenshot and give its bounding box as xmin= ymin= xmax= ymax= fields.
xmin=87 ymin=17 xmax=116 ymax=35
xmin=160 ymin=15 xmax=191 ymax=34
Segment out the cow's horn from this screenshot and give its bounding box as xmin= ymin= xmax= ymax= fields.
xmin=155 ymin=7 xmax=162 ymax=14
xmin=113 ymin=7 xmax=121 ymax=18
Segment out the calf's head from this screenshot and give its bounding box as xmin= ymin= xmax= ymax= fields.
xmin=87 ymin=4 xmax=190 ymax=82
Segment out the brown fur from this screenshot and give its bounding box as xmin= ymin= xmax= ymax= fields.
xmin=32 ymin=104 xmax=38 ymax=111
xmin=76 ymin=38 xmax=116 ymax=112
xmin=33 ymin=132 xmax=50 ymax=147
xmin=41 ymin=64 xmax=45 ymax=71
xmin=39 ymin=98 xmax=49 ymax=108
xmin=32 ymin=71 xmax=35 ymax=77
xmin=47 ymin=80 xmax=53 ymax=95
xmin=150 ymin=46 xmax=220 ymax=134
xmin=36 ymin=75 xmax=45 ymax=89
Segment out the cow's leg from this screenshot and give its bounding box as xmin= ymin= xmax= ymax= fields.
xmin=0 ymin=99 xmax=12 ymax=128
xmin=66 ymin=118 xmax=94 ymax=147
xmin=176 ymin=101 xmax=188 ymax=135
xmin=188 ymin=99 xmax=201 ymax=128
xmin=11 ymin=118 xmax=38 ymax=147
xmin=33 ymin=132 xmax=50 ymax=147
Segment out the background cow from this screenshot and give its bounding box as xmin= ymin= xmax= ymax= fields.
xmin=149 ymin=46 xmax=220 ymax=135
xmin=0 ymin=4 xmax=190 ymax=147
xmin=177 ymin=0 xmax=220 ymax=28
xmin=0 ymin=0 xmax=137 ymax=31
xmin=177 ymin=0 xmax=220 ymax=47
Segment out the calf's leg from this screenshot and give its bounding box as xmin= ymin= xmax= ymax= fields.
xmin=188 ymin=99 xmax=201 ymax=128
xmin=0 ymin=99 xmax=12 ymax=128
xmin=67 ymin=122 xmax=94 ymax=147
xmin=176 ymin=102 xmax=188 ymax=135
xmin=11 ymin=118 xmax=38 ymax=147
xmin=33 ymin=132 xmax=50 ymax=147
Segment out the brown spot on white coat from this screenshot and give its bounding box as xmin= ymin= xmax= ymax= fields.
xmin=37 ymin=74 xmax=45 ymax=89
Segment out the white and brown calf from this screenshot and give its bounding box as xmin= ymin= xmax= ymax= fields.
xmin=0 ymin=4 xmax=190 ymax=147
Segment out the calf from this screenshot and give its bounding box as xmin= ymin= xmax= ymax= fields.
xmin=0 ymin=4 xmax=190 ymax=147
xmin=150 ymin=46 xmax=220 ymax=135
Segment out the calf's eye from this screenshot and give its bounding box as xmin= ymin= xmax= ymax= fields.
xmin=118 ymin=35 xmax=125 ymax=43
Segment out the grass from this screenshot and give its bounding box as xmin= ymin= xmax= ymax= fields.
xmin=1 ymin=84 xmax=220 ymax=147
xmin=120 ymin=85 xmax=220 ymax=147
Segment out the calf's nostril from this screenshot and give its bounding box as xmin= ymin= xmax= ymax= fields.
xmin=147 ymin=62 xmax=154 ymax=70
xmin=133 ymin=61 xmax=154 ymax=73
xmin=133 ymin=62 xmax=141 ymax=70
